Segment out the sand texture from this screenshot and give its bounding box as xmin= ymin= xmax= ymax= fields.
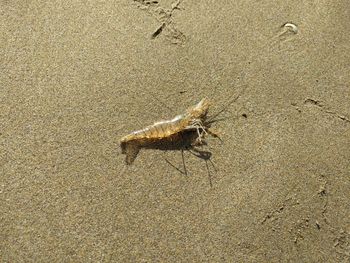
xmin=1 ymin=0 xmax=349 ymax=262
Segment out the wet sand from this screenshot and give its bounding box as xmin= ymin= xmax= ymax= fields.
xmin=1 ymin=1 xmax=349 ymax=262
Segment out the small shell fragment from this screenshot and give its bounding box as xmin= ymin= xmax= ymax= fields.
xmin=283 ymin=23 xmax=298 ymax=34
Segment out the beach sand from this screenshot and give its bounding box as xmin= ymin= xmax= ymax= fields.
xmin=1 ymin=0 xmax=349 ymax=261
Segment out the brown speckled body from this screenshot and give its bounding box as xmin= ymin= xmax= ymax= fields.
xmin=120 ymin=114 xmax=188 ymax=143
xmin=120 ymin=98 xmax=210 ymax=164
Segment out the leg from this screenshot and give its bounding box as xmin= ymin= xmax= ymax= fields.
xmin=188 ymin=147 xmax=212 ymax=160
xmin=185 ymin=121 xmax=208 ymax=143
xmin=207 ymin=128 xmax=223 ymax=142
xmin=163 ymin=151 xmax=188 ymax=176
xmin=205 ymin=159 xmax=213 ymax=188
xmin=188 ymin=147 xmax=216 ymax=188
xmin=181 ymin=149 xmax=188 ymax=176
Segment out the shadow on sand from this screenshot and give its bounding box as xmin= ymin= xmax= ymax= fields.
xmin=121 ymin=130 xmax=217 ymax=186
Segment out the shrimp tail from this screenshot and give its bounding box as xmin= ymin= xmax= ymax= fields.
xmin=121 ymin=141 xmax=140 ymax=165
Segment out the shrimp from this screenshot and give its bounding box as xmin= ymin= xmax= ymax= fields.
xmin=120 ymin=98 xmax=218 ymax=164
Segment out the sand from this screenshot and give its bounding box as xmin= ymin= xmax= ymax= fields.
xmin=1 ymin=0 xmax=349 ymax=262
